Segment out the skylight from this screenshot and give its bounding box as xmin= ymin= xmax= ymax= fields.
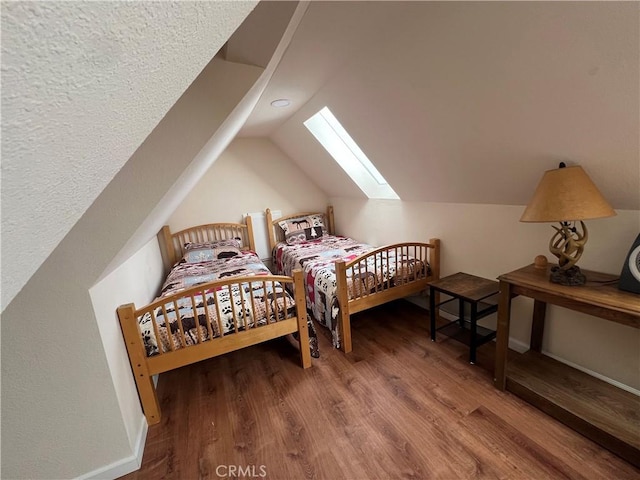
xmin=304 ymin=107 xmax=399 ymax=200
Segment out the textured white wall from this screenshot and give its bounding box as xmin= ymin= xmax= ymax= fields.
xmin=1 ymin=1 xmax=257 ymax=311
xmin=330 ymin=197 xmax=640 ymax=390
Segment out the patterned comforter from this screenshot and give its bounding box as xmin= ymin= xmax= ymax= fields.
xmin=273 ymin=235 xmax=427 ymax=349
xmin=138 ymin=251 xmax=310 ymax=357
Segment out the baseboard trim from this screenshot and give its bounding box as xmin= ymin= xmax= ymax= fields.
xmin=507 ymin=337 xmax=529 ymax=353
xmin=505 ymin=337 xmax=639 ymax=395
xmin=76 ymin=415 xmax=147 ymax=480
xmin=540 ymin=350 xmax=640 ymax=397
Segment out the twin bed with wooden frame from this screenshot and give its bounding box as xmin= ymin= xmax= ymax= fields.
xmin=117 ymin=218 xmax=311 ymax=425
xmin=266 ymin=206 xmax=441 ymax=353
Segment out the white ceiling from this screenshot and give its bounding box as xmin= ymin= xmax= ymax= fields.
xmin=241 ymin=1 xmax=640 ymax=210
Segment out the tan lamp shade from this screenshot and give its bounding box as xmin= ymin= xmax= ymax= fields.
xmin=520 ymin=165 xmax=616 ymax=222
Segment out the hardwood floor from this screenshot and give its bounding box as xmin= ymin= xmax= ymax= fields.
xmin=120 ymin=300 xmax=639 ymax=480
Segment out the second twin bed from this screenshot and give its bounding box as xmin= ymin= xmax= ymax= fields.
xmin=267 ymin=206 xmax=440 ymax=353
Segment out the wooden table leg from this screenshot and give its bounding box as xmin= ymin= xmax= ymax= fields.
xmin=530 ymin=299 xmax=547 ymax=352
xmin=494 ymin=280 xmax=512 ymax=390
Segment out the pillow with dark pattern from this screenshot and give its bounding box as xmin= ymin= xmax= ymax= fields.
xmin=183 ymin=238 xmax=242 ymax=263
xmin=183 ymin=246 xmax=240 ymax=263
xmin=184 ymin=238 xmax=242 ymax=251
xmin=279 ymin=215 xmax=326 ymax=245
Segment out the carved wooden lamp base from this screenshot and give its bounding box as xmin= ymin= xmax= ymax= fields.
xmin=550 ymin=265 xmax=586 ymax=285
xmin=548 ymin=221 xmax=588 ymax=286
xmin=520 ymin=163 xmax=617 ymax=287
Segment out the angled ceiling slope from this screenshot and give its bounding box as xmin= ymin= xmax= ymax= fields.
xmin=244 ymin=2 xmax=640 ymax=210
xmin=1 ymin=1 xmax=258 ymax=311
xmin=99 ymin=1 xmax=306 ymax=283
xmin=224 ymin=1 xmax=299 ymax=68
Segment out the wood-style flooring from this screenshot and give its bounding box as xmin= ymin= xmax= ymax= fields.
xmin=120 ymin=300 xmax=640 ymax=480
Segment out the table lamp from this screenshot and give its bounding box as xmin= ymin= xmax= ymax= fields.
xmin=520 ymin=163 xmax=616 ymax=285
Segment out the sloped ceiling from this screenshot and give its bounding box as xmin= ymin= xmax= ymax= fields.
xmin=1 ymin=1 xmax=257 ymax=310
xmin=99 ymin=1 xmax=305 ymax=282
xmin=241 ymin=2 xmax=640 ymax=211
xmin=224 ymin=1 xmax=299 ymax=68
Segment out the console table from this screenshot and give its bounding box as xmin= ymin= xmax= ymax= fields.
xmin=494 ymin=264 xmax=640 ymax=467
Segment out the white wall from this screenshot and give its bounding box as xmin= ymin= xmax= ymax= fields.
xmin=331 ymin=197 xmax=640 ymax=390
xmin=89 ymin=238 xmax=164 ymax=457
xmin=168 ymin=137 xmax=328 ymax=234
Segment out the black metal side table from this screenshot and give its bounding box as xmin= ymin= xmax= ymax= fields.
xmin=429 ymin=272 xmax=499 ymax=364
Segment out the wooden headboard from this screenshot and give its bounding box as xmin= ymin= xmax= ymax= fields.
xmin=159 ymin=218 xmax=255 ymax=271
xmin=266 ymin=206 xmax=335 ymax=252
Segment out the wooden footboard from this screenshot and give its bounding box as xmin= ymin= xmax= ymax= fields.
xmin=335 ymin=239 xmax=440 ymax=353
xmin=118 ymin=270 xmax=310 ymax=425
xmin=265 ymin=207 xmax=441 ymax=354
